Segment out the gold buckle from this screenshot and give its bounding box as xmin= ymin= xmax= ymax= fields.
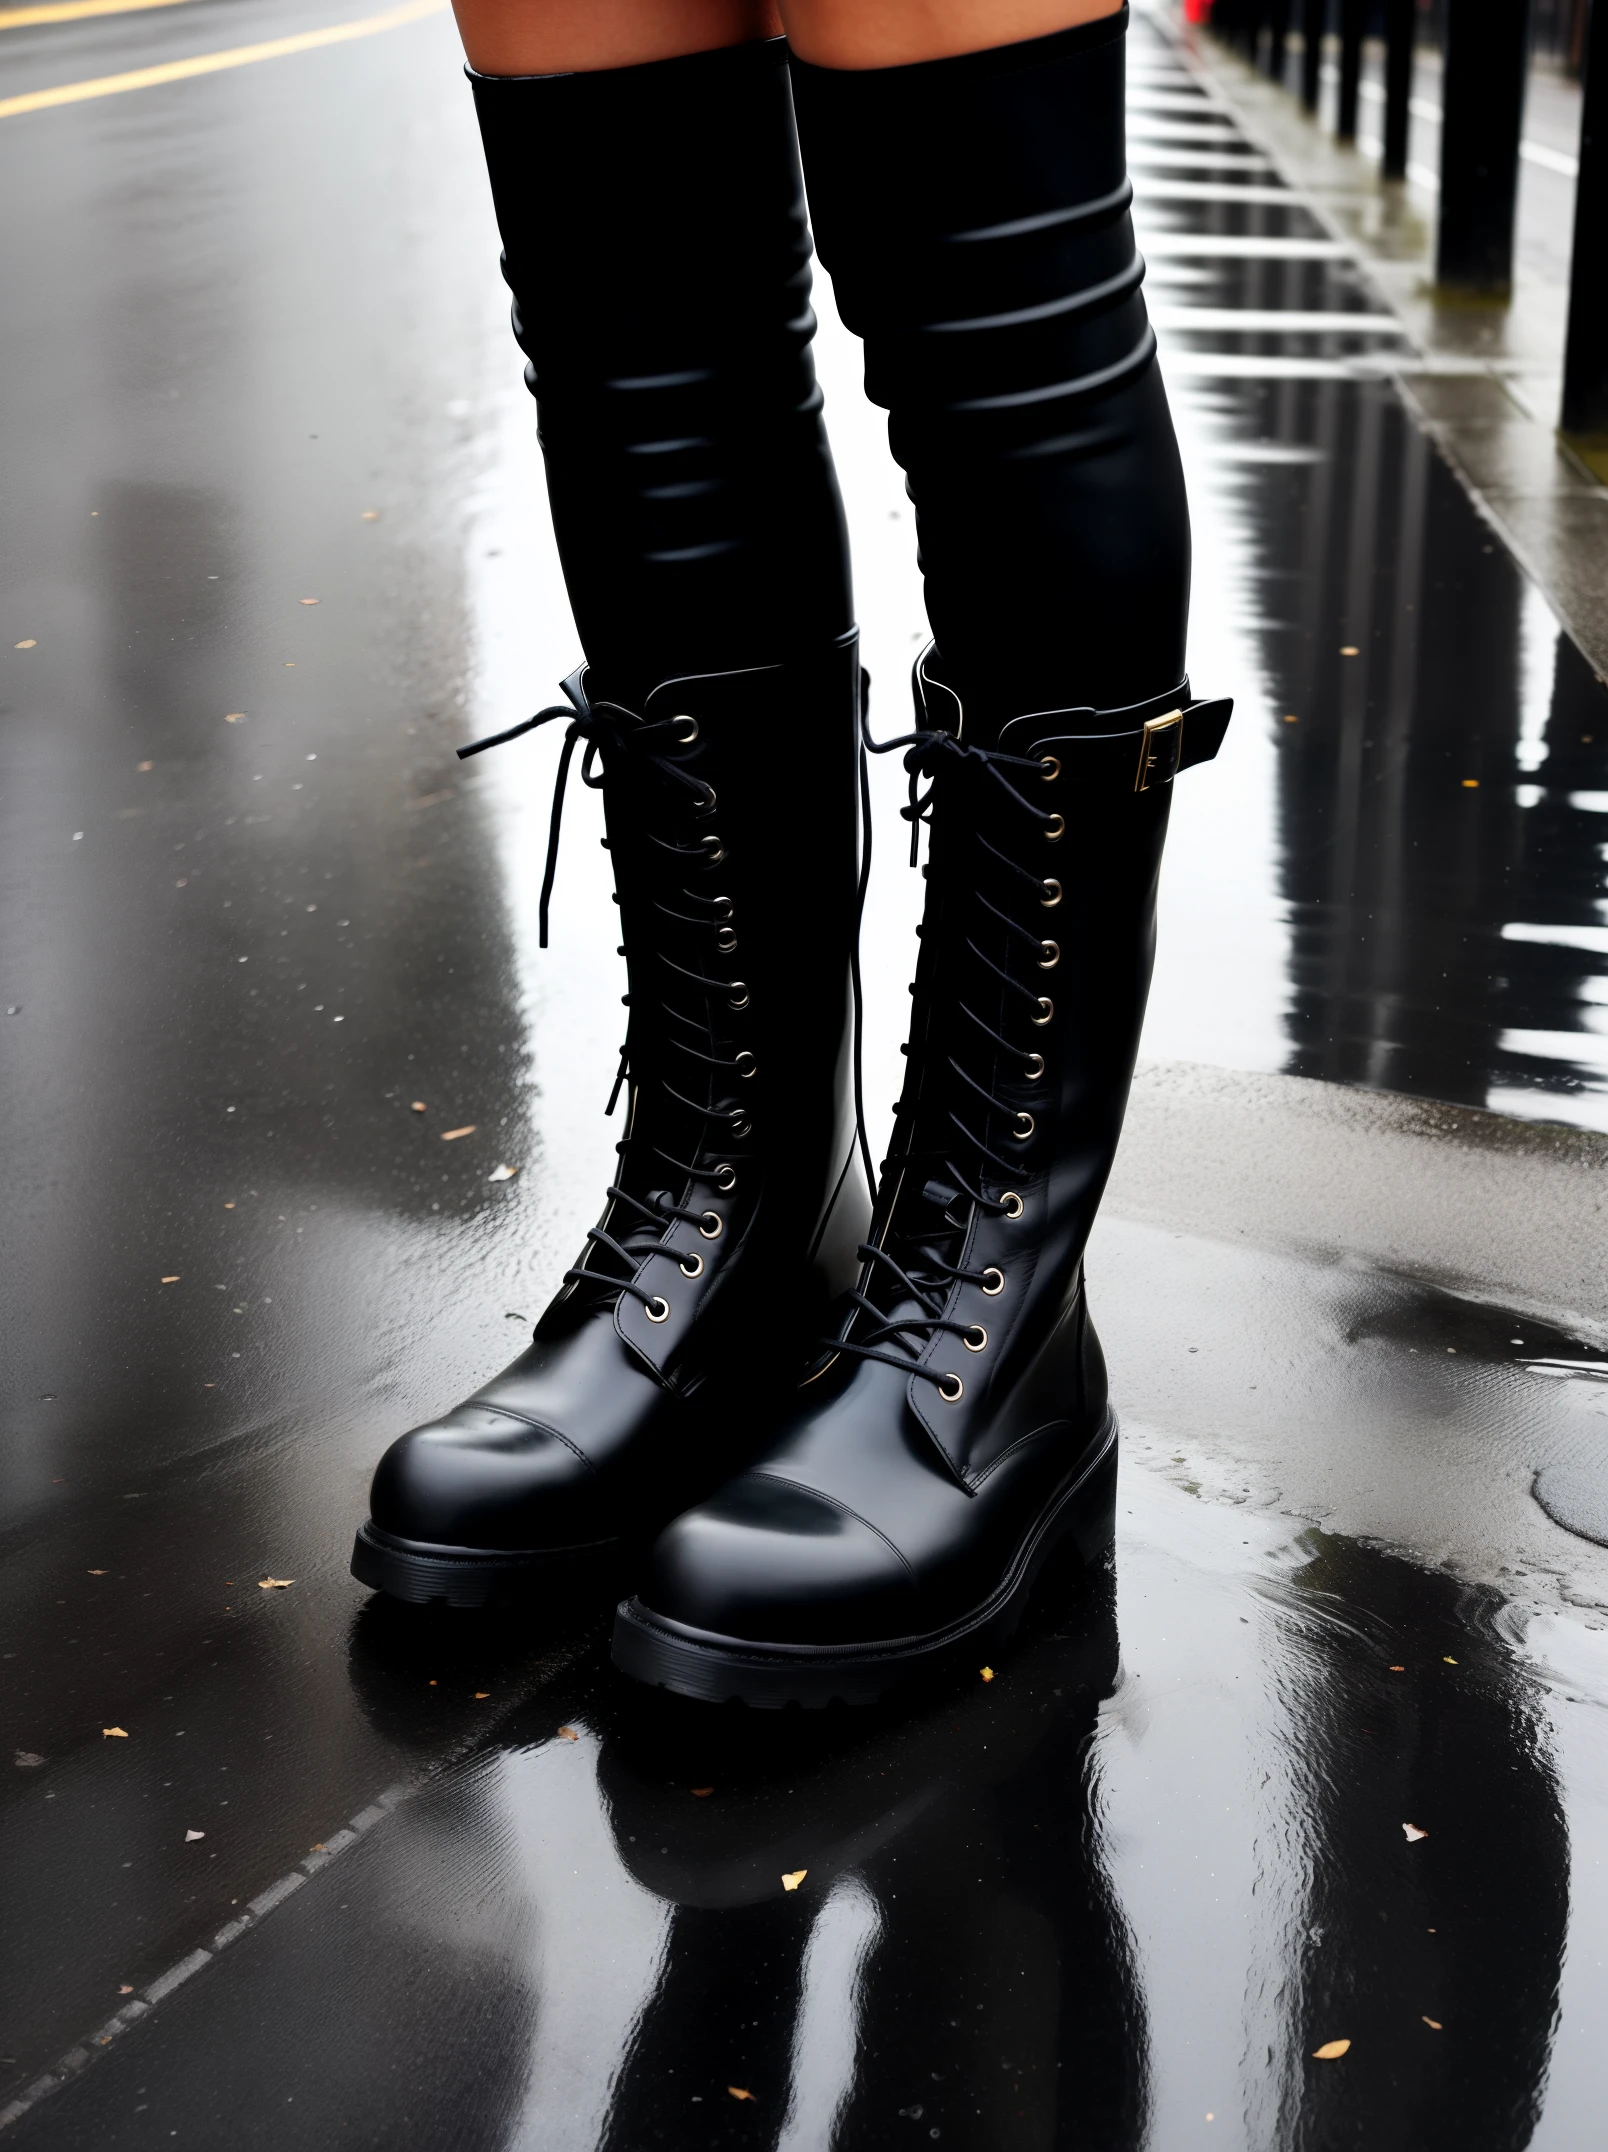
xmin=1134 ymin=709 xmax=1184 ymax=792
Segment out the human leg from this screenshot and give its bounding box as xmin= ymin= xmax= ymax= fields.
xmin=614 ymin=3 xmax=1231 ymax=1699
xmin=353 ymin=14 xmax=870 ymax=1607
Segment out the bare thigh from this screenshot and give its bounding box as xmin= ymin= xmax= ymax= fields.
xmin=452 ymin=0 xmax=780 ymax=77
xmin=453 ymin=0 xmax=1118 ymax=76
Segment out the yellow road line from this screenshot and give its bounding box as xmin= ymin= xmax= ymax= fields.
xmin=0 ymin=0 xmax=203 ymax=34
xmin=0 ymin=0 xmax=446 ymax=118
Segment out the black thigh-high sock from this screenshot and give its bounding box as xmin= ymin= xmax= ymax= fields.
xmin=470 ymin=39 xmax=854 ymax=698
xmin=790 ymin=5 xmax=1189 ymax=721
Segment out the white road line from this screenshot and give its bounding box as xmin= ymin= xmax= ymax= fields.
xmin=1138 ymin=232 xmax=1351 ymax=259
xmin=1150 ymin=306 xmax=1407 ymax=335
xmin=1134 ymin=178 xmax=1299 ymax=204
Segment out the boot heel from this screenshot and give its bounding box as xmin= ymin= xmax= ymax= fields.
xmin=1016 ymin=1418 xmax=1118 ymax=1629
xmin=1065 ymin=1427 xmax=1117 ymax=1570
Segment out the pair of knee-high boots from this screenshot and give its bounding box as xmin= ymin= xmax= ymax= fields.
xmin=351 ymin=7 xmax=1230 ymax=1705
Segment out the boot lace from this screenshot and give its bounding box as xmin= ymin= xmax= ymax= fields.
xmin=829 ymin=665 xmax=1065 ymax=1398
xmin=459 ymin=674 xmax=752 ymax=1318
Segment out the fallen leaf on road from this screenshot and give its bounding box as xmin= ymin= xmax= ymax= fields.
xmin=361 ymin=510 xmax=379 ymax=521
xmin=1388 ymin=1664 xmax=1405 ymax=1672
xmin=1422 ymin=2016 xmax=1442 ymax=2030
xmin=103 ymin=1727 xmax=128 ymax=1738
xmin=781 ymin=1870 xmax=806 ymax=1892
xmin=15 ymin=1752 xmax=44 ymax=1768
xmin=185 ymin=1829 xmax=205 ymax=1842
xmin=88 ymin=1569 xmax=106 ymax=1575
xmin=728 ymin=2088 xmax=754 ymax=2102
xmin=557 ymin=1726 xmax=579 ymax=1742
xmin=487 ymin=1164 xmax=517 ymax=1182
xmin=119 ymin=1985 xmax=133 ymax=1995
xmin=1312 ymin=2040 xmax=1350 ymax=2060
xmin=160 ymin=1276 xmax=180 ymax=1285
xmin=299 ymin=598 xmax=320 ymax=606
xmin=137 ymin=760 xmax=154 ymax=772
xmin=1443 ymin=1656 xmax=1457 ymax=1665
xmin=979 ymin=1666 xmax=995 ymax=1682
xmin=258 ymin=1577 xmax=294 ymax=1590
xmin=441 ymin=1125 xmax=476 ymax=1141
xmin=15 ymin=639 xmax=37 ymax=649
xmin=224 ymin=712 xmax=245 ymax=723
xmin=474 ymin=1691 xmax=490 ymax=1699
xmin=1403 ymin=1823 xmax=1428 ymax=1843
xmin=411 ymin=1101 xmax=426 ymax=1113
xmin=692 ymin=1787 xmax=713 ymax=1798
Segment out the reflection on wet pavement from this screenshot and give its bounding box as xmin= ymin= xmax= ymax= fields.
xmin=4 ymin=0 xmax=1608 ymax=2144
xmin=16 ymin=1461 xmax=1606 ymax=2151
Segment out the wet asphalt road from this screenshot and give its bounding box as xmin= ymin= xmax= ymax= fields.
xmin=5 ymin=3 xmax=1608 ymax=2146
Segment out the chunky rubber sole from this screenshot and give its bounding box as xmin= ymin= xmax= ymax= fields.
xmin=610 ymin=1416 xmax=1118 ymax=1708
xmin=350 ymin=1520 xmax=621 ymax=1609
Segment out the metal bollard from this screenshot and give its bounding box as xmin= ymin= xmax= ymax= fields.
xmin=1300 ymin=0 xmax=1326 ymax=112
xmin=1336 ymin=0 xmax=1365 ymax=140
xmin=1266 ymin=0 xmax=1291 ymax=81
xmin=1435 ymin=0 xmax=1531 ymax=298
xmin=1381 ymin=0 xmax=1415 ymax=180
xmin=1561 ymin=0 xmax=1607 ymax=448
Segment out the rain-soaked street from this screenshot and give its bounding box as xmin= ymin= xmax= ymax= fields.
xmin=5 ymin=1 xmax=1608 ymax=2145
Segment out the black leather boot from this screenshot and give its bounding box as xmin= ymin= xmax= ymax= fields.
xmin=352 ymin=39 xmax=869 ymax=1604
xmin=354 ymin=642 xmax=869 ymax=1603
xmin=613 ymin=654 xmax=1228 ymax=1699
xmin=612 ymin=7 xmax=1230 ymax=1700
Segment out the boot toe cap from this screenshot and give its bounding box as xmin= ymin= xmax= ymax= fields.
xmin=369 ymin=1404 xmax=601 ymax=1551
xmin=639 ymin=1473 xmax=919 ymax=1647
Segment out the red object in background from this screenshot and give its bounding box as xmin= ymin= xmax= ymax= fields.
xmin=1184 ymin=0 xmax=1212 ymax=19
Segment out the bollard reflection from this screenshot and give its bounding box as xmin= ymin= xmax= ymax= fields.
xmin=1186 ymin=370 xmax=1608 ymax=1128
xmin=1268 ymin=1533 xmax=1567 ymax=2149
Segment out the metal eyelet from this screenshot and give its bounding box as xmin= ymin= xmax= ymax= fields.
xmin=728 ymin=982 xmax=750 ymax=1010
xmin=981 ymin=1267 xmax=1005 ymax=1296
xmin=1032 ymin=997 xmax=1054 ymax=1026
xmin=734 ymin=1050 xmax=757 ymax=1079
xmin=1012 ymin=1111 xmax=1035 ymax=1141
xmin=678 ymin=1251 xmax=704 ymax=1279
xmin=729 ymin=1115 xmax=752 ymax=1140
xmin=1040 ymin=878 xmax=1062 ymax=907
xmin=1023 ymin=1053 xmax=1044 ymax=1081
xmin=717 ymin=927 xmax=739 ymax=953
xmin=1000 ymin=1191 xmax=1025 ymax=1220
xmin=645 ymin=1295 xmax=671 ymax=1323
xmin=1039 ymin=940 xmax=1060 ymax=969
xmin=713 ymin=1164 xmax=738 ymax=1192
xmin=699 ymin=1210 xmax=723 ymax=1238
xmin=712 ymin=895 xmax=733 ymax=920
xmin=963 ymin=1324 xmax=988 ymax=1353
xmin=672 ymin=715 xmax=699 ymax=745
xmin=1040 ymin=755 xmax=1061 ymax=782
xmin=702 ymin=834 xmax=726 ymax=863
xmin=937 ymin=1372 xmax=965 ymax=1403
xmin=1044 ymin=814 xmax=1065 ymax=842
xmin=696 ymin=785 xmax=718 ymax=816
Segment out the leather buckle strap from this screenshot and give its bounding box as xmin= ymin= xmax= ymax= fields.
xmin=1022 ymin=694 xmax=1234 ymax=792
